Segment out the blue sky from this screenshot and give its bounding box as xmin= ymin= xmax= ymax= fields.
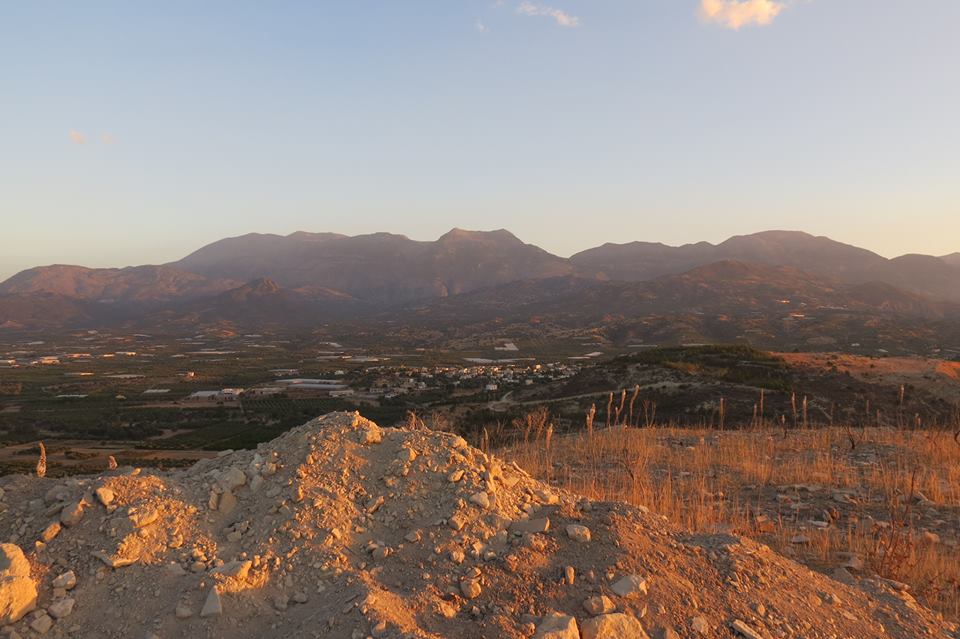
xmin=1 ymin=1 xmax=958 ymax=279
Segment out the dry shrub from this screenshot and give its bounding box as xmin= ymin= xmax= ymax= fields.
xmin=501 ymin=416 xmax=960 ymax=620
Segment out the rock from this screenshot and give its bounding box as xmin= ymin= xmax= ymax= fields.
xmin=47 ymin=597 xmax=74 ymax=619
xmin=200 ymin=588 xmax=222 ymax=617
xmin=691 ymin=616 xmax=711 ymax=634
xmin=357 ymin=422 xmax=382 ymax=445
xmin=436 ymin=600 xmax=458 ymax=619
xmin=448 ymin=513 xmax=468 ymax=531
xmin=218 ymin=467 xmax=247 ymax=492
xmin=533 ymin=612 xmax=579 ymax=639
xmin=789 ymin=535 xmax=810 ymax=545
xmin=218 ymin=491 xmax=238 ymax=515
xmin=581 ymin=613 xmax=649 ymax=639
xmin=175 ymin=603 xmax=194 ymax=619
xmin=91 ymin=551 xmax=136 ymax=569
xmin=460 ymin=578 xmax=482 ymax=599
xmin=447 ymin=469 xmax=465 ymax=483
xmin=44 ymin=485 xmax=70 ymax=504
xmin=469 ymin=492 xmax=491 ymax=509
xmin=509 ymin=518 xmax=550 ymax=535
xmin=583 ymin=595 xmax=616 ymax=616
xmin=398 ymin=447 xmax=417 ymax=462
xmin=94 ymin=487 xmax=115 ymax=506
xmin=29 ymin=613 xmax=53 ymax=634
xmin=731 ymin=619 xmax=763 ymax=639
xmin=39 ymin=523 xmax=61 ymax=544
xmin=366 ymin=496 xmax=385 ymax=514
xmin=831 ymin=567 xmax=856 ymax=585
xmin=566 ymin=524 xmax=591 ymax=543
xmin=535 ymin=489 xmax=559 ymax=505
xmin=0 ymin=544 xmax=38 ymax=624
xmin=51 ymin=571 xmax=76 ymax=590
xmin=211 ymin=560 xmax=252 ymax=581
xmin=59 ymin=502 xmax=84 ymax=527
xmin=128 ymin=507 xmax=159 ymax=528
xmin=841 ymin=554 xmax=864 ymax=571
xmin=611 ymin=575 xmax=648 ymax=597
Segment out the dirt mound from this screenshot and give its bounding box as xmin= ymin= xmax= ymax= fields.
xmin=0 ymin=412 xmax=956 ymax=638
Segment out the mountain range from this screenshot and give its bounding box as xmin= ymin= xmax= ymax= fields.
xmin=1 ymin=229 xmax=958 ymax=341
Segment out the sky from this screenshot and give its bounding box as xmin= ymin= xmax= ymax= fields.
xmin=1 ymin=1 xmax=959 ymax=279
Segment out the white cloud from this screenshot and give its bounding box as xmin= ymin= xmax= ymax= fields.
xmin=476 ymin=19 xmax=488 ymax=33
xmin=68 ymin=130 xmax=86 ymax=145
xmin=699 ymin=0 xmax=784 ymax=29
xmin=101 ymin=133 xmax=116 ymax=144
xmin=516 ymin=2 xmax=580 ymax=27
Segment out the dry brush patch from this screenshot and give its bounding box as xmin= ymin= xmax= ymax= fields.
xmin=500 ymin=417 xmax=960 ymax=620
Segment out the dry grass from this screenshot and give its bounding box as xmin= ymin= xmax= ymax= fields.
xmin=499 ymin=414 xmax=960 ymax=620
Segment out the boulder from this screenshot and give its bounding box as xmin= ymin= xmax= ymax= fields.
xmin=59 ymin=501 xmax=84 ymax=527
xmin=611 ymin=574 xmax=648 ymax=597
xmin=533 ymin=612 xmax=579 ymax=639
xmin=581 ymin=613 xmax=650 ymax=639
xmin=583 ymin=595 xmax=616 ymax=616
xmin=0 ymin=544 xmax=38 ymax=624
xmin=51 ymin=571 xmax=76 ymax=590
xmin=95 ymin=487 xmax=115 ymax=506
xmin=128 ymin=507 xmax=159 ymax=528
xmin=566 ymin=524 xmax=592 ymax=543
xmin=200 ymin=587 xmax=222 ymax=617
xmin=48 ymin=597 xmax=75 ymax=619
xmin=217 ymin=467 xmax=247 ymax=492
xmin=510 ymin=518 xmax=550 ymax=535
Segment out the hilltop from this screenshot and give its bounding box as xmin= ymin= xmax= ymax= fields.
xmin=0 ymin=413 xmax=956 ymax=638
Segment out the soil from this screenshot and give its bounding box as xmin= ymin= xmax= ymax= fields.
xmin=0 ymin=412 xmax=957 ymax=638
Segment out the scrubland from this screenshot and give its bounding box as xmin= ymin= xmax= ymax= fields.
xmin=500 ymin=408 xmax=960 ymax=620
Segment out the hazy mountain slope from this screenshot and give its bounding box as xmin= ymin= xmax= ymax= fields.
xmin=1 ymin=230 xmax=956 ymax=331
xmin=0 ymin=293 xmax=96 ymax=329
xmin=571 ymin=230 xmax=960 ymax=302
xmin=0 ymin=265 xmax=237 ymax=302
xmin=175 ymin=232 xmax=349 ymax=282
xmin=885 ymin=254 xmax=960 ymax=302
xmin=570 ymin=230 xmax=885 ymax=281
xmin=174 ymin=228 xmax=576 ymax=304
xmin=165 ymin=277 xmax=361 ymax=327
xmin=941 ymin=252 xmax=960 ymax=267
xmin=404 ymin=260 xmax=949 ymax=326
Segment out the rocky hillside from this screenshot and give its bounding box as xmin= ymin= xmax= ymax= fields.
xmin=571 ymin=231 xmax=960 ymax=302
xmin=174 ymin=228 xmax=577 ymax=304
xmin=0 ymin=413 xmax=955 ymax=638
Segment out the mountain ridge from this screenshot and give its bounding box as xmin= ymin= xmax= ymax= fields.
xmin=1 ymin=229 xmax=958 ymax=336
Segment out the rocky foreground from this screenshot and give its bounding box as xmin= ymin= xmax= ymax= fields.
xmin=0 ymin=413 xmax=957 ymax=639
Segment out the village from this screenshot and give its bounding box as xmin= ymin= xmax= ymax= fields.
xmin=0 ymin=329 xmax=583 ymax=403
xmin=0 ymin=328 xmax=588 ymax=455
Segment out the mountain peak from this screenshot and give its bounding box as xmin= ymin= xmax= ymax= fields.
xmin=940 ymin=252 xmax=960 ymax=266
xmin=438 ymin=228 xmax=521 ymax=244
